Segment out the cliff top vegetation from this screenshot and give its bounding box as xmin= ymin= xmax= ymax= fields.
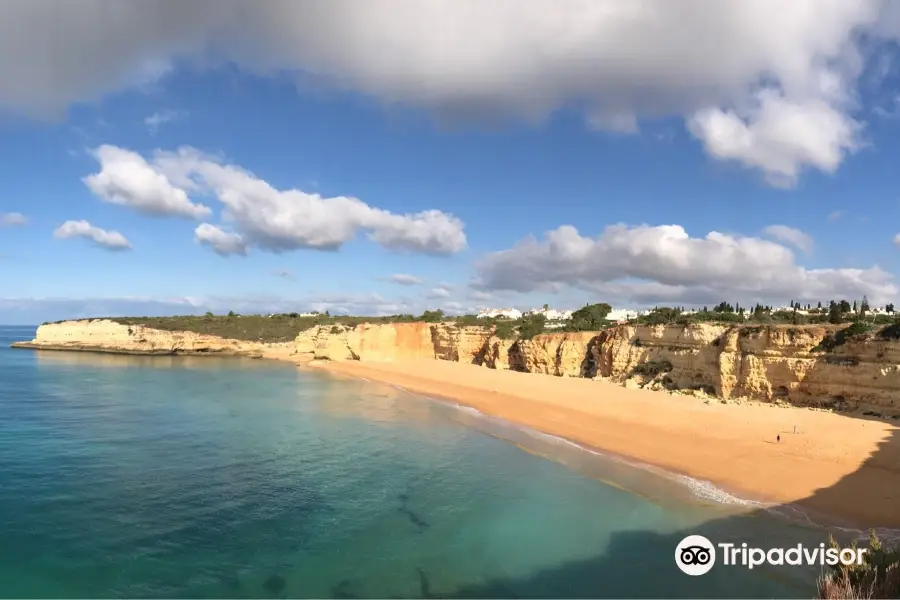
xmin=41 ymin=298 xmax=900 ymax=344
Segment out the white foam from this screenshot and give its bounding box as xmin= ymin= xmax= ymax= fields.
xmin=450 ymin=403 xmax=484 ymax=418
xmin=347 ymin=373 xmax=900 ymax=536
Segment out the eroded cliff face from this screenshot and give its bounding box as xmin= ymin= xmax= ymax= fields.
xmin=16 ymin=319 xmax=900 ymax=415
xmin=293 ymin=322 xmax=495 ymax=363
xmin=301 ymin=321 xmax=900 ymax=415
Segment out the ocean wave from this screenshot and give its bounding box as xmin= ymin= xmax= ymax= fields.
xmin=443 ymin=400 xmax=763 ymax=507
xmin=350 ymin=371 xmax=900 ymax=537
xmin=440 ymin=399 xmax=900 ymax=537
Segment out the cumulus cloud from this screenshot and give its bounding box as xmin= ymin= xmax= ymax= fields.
xmin=84 ymin=145 xmax=212 ymax=219
xmin=762 ymin=224 xmax=814 ymax=255
xmin=0 ymin=212 xmax=27 ymax=226
xmin=194 ymin=223 xmax=247 ymax=256
xmin=387 ymin=273 xmax=425 ymax=285
xmin=687 ymin=92 xmax=861 ymax=187
xmin=474 ymin=223 xmax=897 ymax=305
xmin=90 ymin=145 xmax=466 ymax=256
xmin=53 ymin=220 xmax=132 ymax=251
xmin=2 ymin=1 xmax=898 ymax=184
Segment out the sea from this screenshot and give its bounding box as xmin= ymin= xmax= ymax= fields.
xmin=0 ymin=324 xmax=875 ymax=598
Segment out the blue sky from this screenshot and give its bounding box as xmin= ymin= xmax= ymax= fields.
xmin=2 ymin=1 xmax=900 ymax=324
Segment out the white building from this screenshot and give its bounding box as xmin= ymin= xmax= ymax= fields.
xmin=606 ymin=308 xmax=644 ymax=322
xmin=525 ymin=307 xmax=574 ymax=321
xmin=476 ymin=308 xmax=523 ymax=320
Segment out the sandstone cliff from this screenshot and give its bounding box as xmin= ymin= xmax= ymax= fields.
xmin=14 ymin=319 xmax=900 ymax=416
xmin=12 ymin=319 xmax=296 ymax=359
xmin=258 ymin=321 xmax=900 ymax=415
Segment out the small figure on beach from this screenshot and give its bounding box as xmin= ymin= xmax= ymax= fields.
xmin=776 ymin=434 xmax=780 ymax=442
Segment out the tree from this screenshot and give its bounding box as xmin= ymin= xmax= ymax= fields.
xmin=568 ymin=302 xmax=612 ymax=331
xmin=713 ymin=301 xmax=734 ymax=313
xmin=418 ymin=309 xmax=445 ymax=323
xmin=644 ymin=306 xmax=681 ymax=325
xmin=227 ymin=310 xmax=236 ymax=317
xmin=839 ymin=300 xmax=851 ymax=313
xmin=542 ymin=303 xmax=549 ymax=312
xmin=518 ymin=312 xmax=547 ymax=339
xmin=828 ymin=301 xmax=842 ymax=324
xmin=887 ymin=303 xmax=896 ymax=313
xmin=204 ymin=311 xmax=214 ymax=317
xmin=861 ymin=295 xmax=870 ymax=314
xmin=817 ymin=301 xmax=822 ymax=309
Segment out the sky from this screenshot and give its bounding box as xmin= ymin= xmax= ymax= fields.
xmin=3 ymin=0 xmax=900 ymax=324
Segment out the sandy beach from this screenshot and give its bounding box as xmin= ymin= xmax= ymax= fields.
xmin=308 ymin=358 xmax=900 ymax=529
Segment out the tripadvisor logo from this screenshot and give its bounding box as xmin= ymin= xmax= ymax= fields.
xmin=675 ymin=534 xmax=867 ymax=576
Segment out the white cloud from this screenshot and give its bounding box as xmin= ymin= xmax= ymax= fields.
xmin=387 ymin=273 xmax=425 ymax=285
xmin=762 ymin=224 xmax=814 ymax=255
xmin=893 ymin=233 xmax=900 ymax=246
xmin=84 ymin=145 xmax=212 ymax=219
xmin=686 ymin=91 xmax=861 ymax=187
xmin=426 ymin=286 xmax=451 ymax=299
xmin=53 ymin=220 xmax=132 ymax=251
xmin=0 ymin=212 xmax=27 ymax=226
xmin=828 ymin=210 xmax=845 ymax=222
xmin=2 ymin=1 xmax=898 ymax=184
xmin=194 ymin=223 xmax=247 ymax=256
xmin=304 ymin=292 xmax=413 ymax=316
xmin=474 ymin=223 xmax=897 ymax=305
xmin=144 ymin=109 xmax=185 ymax=134
xmin=95 ymin=145 xmax=466 ymax=255
xmin=468 ymin=290 xmax=495 ymax=302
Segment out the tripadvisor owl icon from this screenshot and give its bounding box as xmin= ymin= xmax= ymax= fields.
xmin=675 ymin=535 xmax=716 ymax=576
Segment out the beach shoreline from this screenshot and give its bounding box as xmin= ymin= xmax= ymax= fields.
xmin=305 ymin=357 xmax=900 ymax=530
xmin=13 ymin=340 xmax=900 ymax=529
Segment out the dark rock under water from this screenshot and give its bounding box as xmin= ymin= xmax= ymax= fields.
xmin=399 ymin=505 xmax=429 ymax=530
xmin=263 ymin=573 xmax=286 ymax=597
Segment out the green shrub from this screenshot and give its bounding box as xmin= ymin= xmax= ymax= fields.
xmin=813 ymin=321 xmax=873 ymax=352
xmin=518 ymin=313 xmax=547 ymax=340
xmin=632 ymin=359 xmax=673 ymax=378
xmin=877 ymin=322 xmax=900 ymax=340
xmin=637 ymin=307 xmax=682 ymax=325
xmin=418 ymin=309 xmax=445 ymax=323
xmin=566 ymin=302 xmax=612 ymax=331
xmin=817 ymin=532 xmax=900 ymax=599
xmin=493 ymin=321 xmax=515 ymax=340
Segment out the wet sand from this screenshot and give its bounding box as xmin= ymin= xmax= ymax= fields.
xmin=307 ymin=358 xmax=900 ymax=528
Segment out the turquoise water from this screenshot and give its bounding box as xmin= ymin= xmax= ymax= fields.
xmin=0 ymin=325 xmax=842 ymax=598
